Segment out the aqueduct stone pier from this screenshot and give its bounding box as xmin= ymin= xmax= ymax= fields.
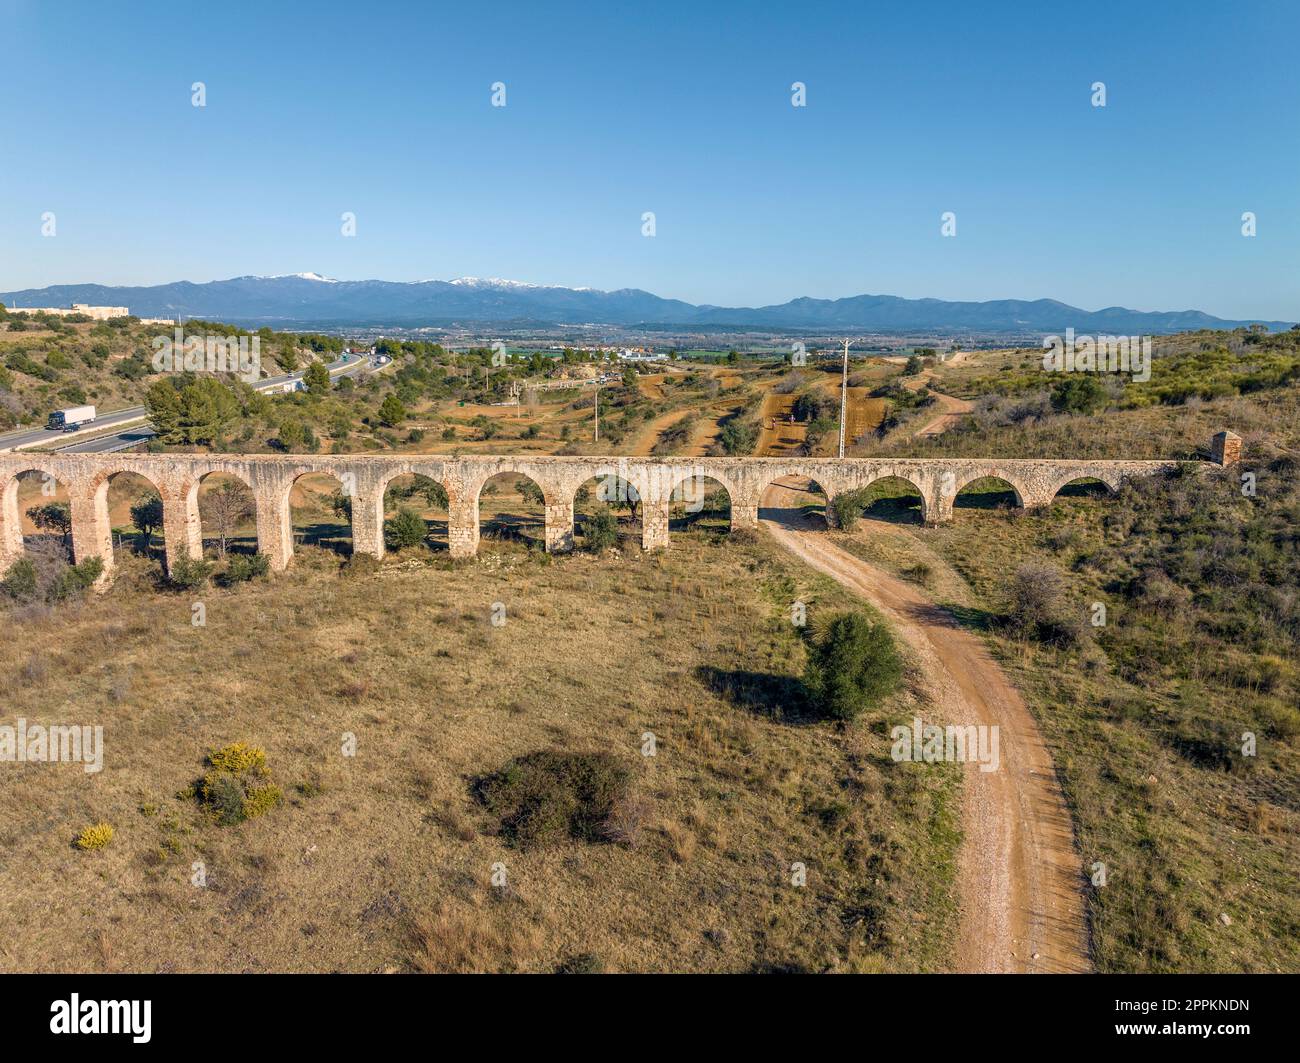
xmin=0 ymin=433 xmax=1239 ymax=580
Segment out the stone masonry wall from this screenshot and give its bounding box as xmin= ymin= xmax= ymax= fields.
xmin=0 ymin=448 xmax=1217 ymax=581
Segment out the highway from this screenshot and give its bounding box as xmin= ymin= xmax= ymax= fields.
xmin=0 ymin=353 xmax=386 ymax=455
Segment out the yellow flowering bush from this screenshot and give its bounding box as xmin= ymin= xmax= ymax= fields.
xmin=198 ymin=742 xmax=280 ymax=825
xmin=75 ymin=823 xmax=114 ymax=851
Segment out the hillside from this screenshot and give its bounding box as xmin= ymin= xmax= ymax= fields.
xmin=836 ymin=338 xmax=1300 ymax=971
xmin=0 ymin=307 xmax=336 ymax=434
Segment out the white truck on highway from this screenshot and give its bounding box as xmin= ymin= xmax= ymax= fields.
xmin=48 ymin=405 xmax=96 ymax=432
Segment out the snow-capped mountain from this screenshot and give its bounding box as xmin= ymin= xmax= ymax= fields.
xmin=0 ymin=275 xmax=1290 ymax=333
xmin=448 ymin=277 xmax=544 ymax=289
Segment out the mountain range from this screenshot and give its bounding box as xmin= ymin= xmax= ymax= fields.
xmin=1 ymin=274 xmax=1292 ymax=334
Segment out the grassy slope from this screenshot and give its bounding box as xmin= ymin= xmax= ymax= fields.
xmin=0 ymin=320 xmax=156 ymax=426
xmin=833 ymin=380 xmax=1300 ymax=972
xmin=0 ymin=531 xmax=958 ymax=973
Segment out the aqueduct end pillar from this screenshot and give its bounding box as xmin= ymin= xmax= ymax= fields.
xmin=1212 ymin=430 xmax=1242 ymax=467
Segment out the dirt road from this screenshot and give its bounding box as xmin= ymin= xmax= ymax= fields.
xmin=901 ymin=355 xmax=974 ymax=439
xmin=756 ymin=390 xmax=807 ymax=455
xmin=760 ymin=481 xmax=1090 ymax=973
xmin=910 ymin=390 xmax=975 ymax=438
xmin=630 ymin=408 xmax=695 ymax=456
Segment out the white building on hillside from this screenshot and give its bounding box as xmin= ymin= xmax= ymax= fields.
xmin=8 ymin=303 xmax=131 ymax=321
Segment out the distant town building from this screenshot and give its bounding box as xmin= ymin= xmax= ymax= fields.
xmin=7 ymin=303 xmax=131 ymax=321
xmin=618 ymin=349 xmax=666 ymax=362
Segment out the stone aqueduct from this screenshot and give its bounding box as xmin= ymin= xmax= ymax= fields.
xmin=0 ymin=436 xmax=1238 ymax=579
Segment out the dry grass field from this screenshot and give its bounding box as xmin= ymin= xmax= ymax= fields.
xmin=0 ymin=529 xmax=960 ymax=973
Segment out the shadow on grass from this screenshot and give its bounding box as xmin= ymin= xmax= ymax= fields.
xmin=862 ymin=496 xmax=924 ymax=525
xmin=694 ymin=665 xmax=817 ymax=725
xmin=422 ymin=516 xmax=450 ymax=552
xmin=919 ymin=601 xmax=1001 ymax=633
xmin=118 ymin=532 xmax=165 ymax=563
xmin=294 ymin=520 xmax=353 ymax=556
xmin=747 ymin=961 xmax=815 ymax=973
xmin=953 ymin=489 xmax=1019 ymax=511
xmin=1055 ymin=479 xmax=1110 ymax=499
xmin=669 ymin=513 xmax=730 ymax=533
xmin=201 ymin=533 xmax=259 ymax=559
xmin=482 ymin=509 xmax=543 ymax=548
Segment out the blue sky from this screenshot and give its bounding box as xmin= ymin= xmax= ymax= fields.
xmin=1 ymin=0 xmax=1297 ymax=319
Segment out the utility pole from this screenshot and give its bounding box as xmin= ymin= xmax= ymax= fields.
xmin=593 ymin=383 xmax=600 ymax=443
xmin=838 ymin=338 xmax=852 ymax=458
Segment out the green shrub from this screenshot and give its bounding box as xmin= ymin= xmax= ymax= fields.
xmin=830 ymin=488 xmax=871 ymax=531
xmin=168 ymin=555 xmax=214 ymax=591
xmin=4 ymin=553 xmax=103 ymax=604
xmin=1 ymin=557 xmax=39 ymax=602
xmin=378 ymin=394 xmax=406 ymax=426
xmin=1050 ymin=375 xmax=1106 ymax=415
xmin=475 ymin=751 xmax=634 ymax=850
xmin=242 ymin=784 xmax=284 ymax=819
xmin=582 ymin=508 xmax=619 ymax=552
xmin=203 ymin=773 xmax=248 ymax=826
xmin=803 ymin=612 xmax=903 ymax=721
xmin=385 ymin=508 xmax=428 ymax=549
xmin=222 ymin=552 xmax=270 ymax=584
xmin=208 ymin=741 xmax=266 ymax=774
xmin=416 ymin=476 xmax=448 ymax=510
xmin=55 ymin=557 xmax=104 ymax=599
xmin=792 ymin=390 xmax=836 ymax=422
xmin=718 ymin=418 xmax=757 ymax=455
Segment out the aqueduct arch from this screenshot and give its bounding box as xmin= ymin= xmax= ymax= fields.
xmin=188 ymin=471 xmax=257 ymax=556
xmin=2 ymin=466 xmax=70 ymax=561
xmin=1050 ymin=474 xmax=1119 ymax=500
xmin=952 ymin=472 xmax=1026 ymax=512
xmin=668 ymin=471 xmax=733 ymax=534
xmin=0 ymin=433 xmax=1237 ymax=581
